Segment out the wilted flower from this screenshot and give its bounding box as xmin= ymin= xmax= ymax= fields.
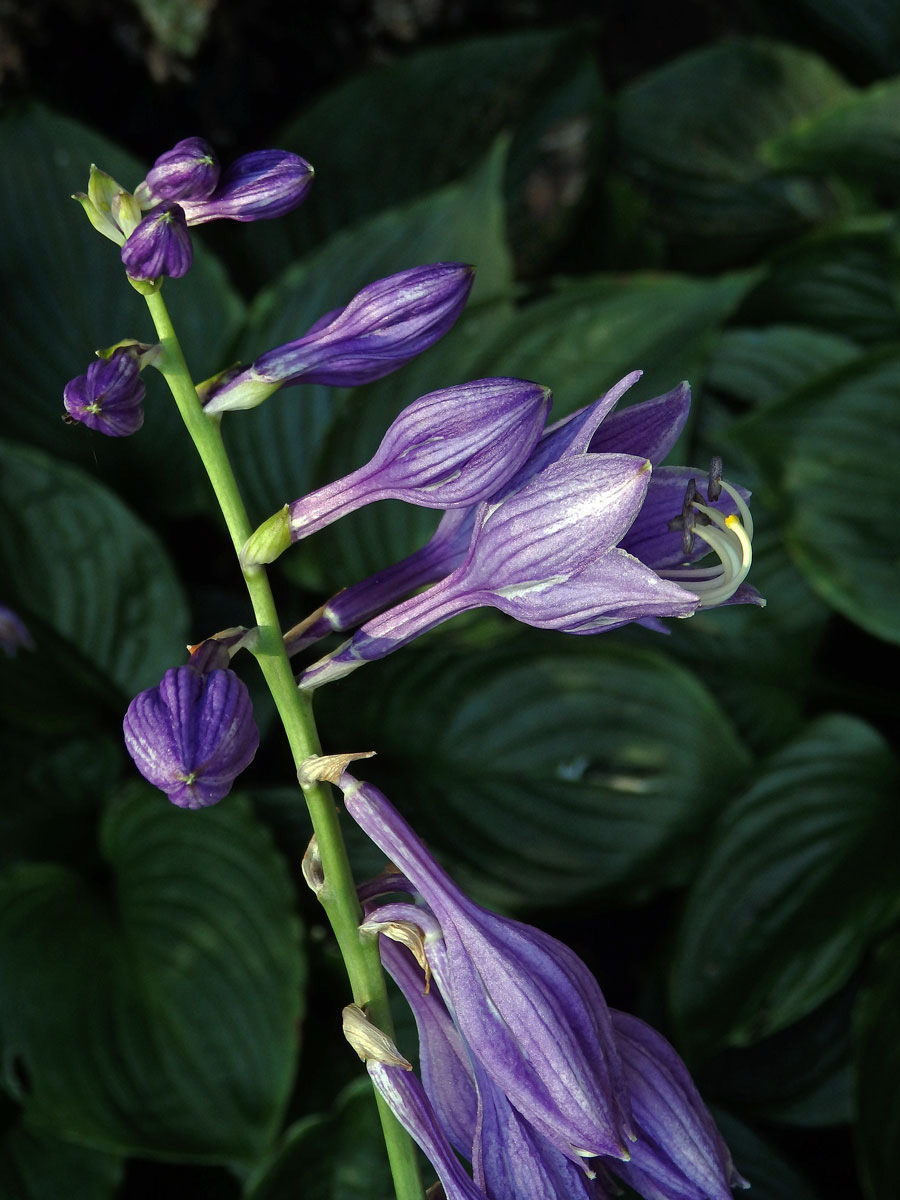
xmin=338 ymin=771 xmax=632 ymax=1163
xmin=241 ymin=377 xmax=551 ymax=565
xmin=0 ymin=606 xmax=34 ymax=656
xmin=204 ymin=263 xmax=476 ymax=413
xmin=63 ymin=346 xmax=147 ymax=437
xmin=123 ymin=652 xmax=258 ymax=809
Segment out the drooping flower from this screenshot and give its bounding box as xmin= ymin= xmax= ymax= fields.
xmin=0 ymin=606 xmax=34 ymax=656
xmin=241 ymin=377 xmax=552 ymax=564
xmin=63 ymin=346 xmax=147 ymax=437
xmin=338 ymin=771 xmax=633 ymax=1163
xmin=123 ymin=651 xmax=258 ymax=809
xmin=203 ymin=263 xmax=476 ymax=413
xmin=121 ymin=201 xmax=194 ymax=281
xmin=606 ymin=1011 xmax=749 ymax=1200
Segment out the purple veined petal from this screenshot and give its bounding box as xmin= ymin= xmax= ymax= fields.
xmin=472 ymin=1057 xmax=609 ymax=1200
xmin=366 ymin=1062 xmax=487 ymax=1200
xmin=546 ymin=370 xmax=644 ymax=461
xmin=140 ymin=136 xmax=220 ymax=203
xmin=491 ymin=547 xmax=699 ymax=632
xmin=204 ymin=263 xmax=475 ymax=412
xmin=380 ymin=938 xmax=479 ymax=1157
xmin=123 ymin=665 xmax=259 ymax=809
xmin=340 ymin=775 xmax=633 ymax=1163
xmin=121 ymin=202 xmax=193 ymax=281
xmin=606 ymin=1011 xmax=749 ymax=1200
xmin=620 ymin=467 xmax=748 ymax=570
xmin=283 ymin=379 xmax=551 ymax=542
xmin=179 ymin=149 xmax=314 ymax=224
xmin=63 ymin=348 xmax=146 ymax=437
xmin=588 ymin=382 xmax=692 ymax=467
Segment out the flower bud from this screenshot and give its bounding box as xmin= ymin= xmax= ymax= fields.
xmin=242 ymin=378 xmax=551 ymax=563
xmin=203 ymin=263 xmax=475 ymax=413
xmin=138 ymin=136 xmax=220 ymax=204
xmin=120 ymin=202 xmax=193 ymax=282
xmin=123 ymin=662 xmax=259 ymax=809
xmin=177 ymin=149 xmax=314 ymax=225
xmin=63 ymin=347 xmax=146 ymax=437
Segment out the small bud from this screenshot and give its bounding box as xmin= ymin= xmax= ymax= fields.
xmin=239 ymin=504 xmax=291 ymax=568
xmin=63 ymin=347 xmax=146 ymax=437
xmin=110 ymin=190 xmax=144 ymax=240
xmin=342 ymin=1003 xmax=412 ymax=1069
xmin=139 ymin=136 xmax=220 ymax=204
xmin=301 ymin=835 xmax=325 ymax=896
xmin=121 ymin=202 xmax=193 ymax=282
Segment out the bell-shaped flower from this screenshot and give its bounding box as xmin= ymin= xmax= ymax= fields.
xmin=63 ymin=346 xmax=147 ymax=437
xmin=204 ymin=263 xmax=475 ymax=413
xmin=121 ymin=201 xmax=193 ymax=282
xmin=338 ymin=772 xmax=633 ymax=1163
xmin=123 ymin=655 xmax=258 ymax=809
xmin=299 ymin=452 xmax=696 ymax=688
xmin=283 ymin=374 xmax=691 ymax=654
xmin=137 ymin=136 xmax=220 ymax=203
xmin=241 ymin=377 xmax=551 ymax=565
xmin=0 ymin=606 xmax=34 ymax=656
xmin=605 ymin=1011 xmax=749 ymax=1200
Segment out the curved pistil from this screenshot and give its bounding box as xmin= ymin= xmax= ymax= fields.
xmin=660 ymin=472 xmax=754 ymax=607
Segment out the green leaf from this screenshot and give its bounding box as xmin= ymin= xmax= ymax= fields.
xmin=318 ymin=630 xmax=751 ymax=911
xmin=854 ymin=931 xmax=900 ymax=1200
xmin=722 ymin=346 xmax=900 ymax=643
xmin=705 ymin=325 xmax=861 ymax=410
xmin=764 ymin=77 xmax=900 ymax=193
xmin=734 ymin=223 xmax=900 ymax=345
xmin=0 ymin=1121 xmax=123 ymax=1200
xmin=616 ymin=39 xmax=851 ymax=263
xmin=0 ymin=103 xmax=245 ymax=517
xmin=244 ymin=1077 xmax=393 ymax=1200
xmin=670 ymin=715 xmax=900 ymax=1053
xmin=225 ymin=142 xmax=513 ymax=528
xmin=0 ymin=786 xmax=303 ymax=1163
xmin=776 ymin=0 xmax=900 ymax=77
xmin=244 ymin=28 xmax=604 ymax=274
xmin=0 ymin=440 xmax=189 ymax=694
xmin=711 ymin=1109 xmax=823 ymax=1200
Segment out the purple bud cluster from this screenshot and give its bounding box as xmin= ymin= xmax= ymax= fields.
xmin=341 ymin=773 xmax=747 ymax=1200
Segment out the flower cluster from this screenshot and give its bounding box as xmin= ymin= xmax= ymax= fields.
xmin=287 ymin=372 xmax=761 ymax=688
xmin=331 ymin=769 xmax=747 ymax=1200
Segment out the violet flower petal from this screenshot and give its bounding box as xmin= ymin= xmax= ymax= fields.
xmin=340 ymin=775 xmax=633 ymax=1162
xmin=606 ymin=1011 xmax=748 ymax=1200
xmin=63 ymin=348 xmax=146 ymax=437
xmin=0 ymin=606 xmax=34 ymax=656
xmin=179 ymin=149 xmax=314 ymax=224
xmin=121 ymin=202 xmax=193 ymax=281
xmin=588 ymin=382 xmax=691 ymax=466
xmin=123 ymin=665 xmax=259 ymax=809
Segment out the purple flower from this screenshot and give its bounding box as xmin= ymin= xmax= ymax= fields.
xmin=606 ymin=1011 xmax=748 ymax=1200
xmin=339 ymin=773 xmax=633 ymax=1163
xmin=63 ymin=347 xmax=146 ymax=437
xmin=121 ymin=201 xmax=193 ymax=282
xmin=0 ymin=606 xmax=34 ymax=656
xmin=123 ymin=660 xmax=258 ymax=809
xmin=241 ymin=377 xmax=551 ymax=564
xmin=140 ymin=136 xmax=220 ymax=202
xmin=203 ymin=263 xmax=475 ymax=413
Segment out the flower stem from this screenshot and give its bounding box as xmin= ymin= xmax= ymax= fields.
xmin=143 ymin=288 xmax=424 ymax=1200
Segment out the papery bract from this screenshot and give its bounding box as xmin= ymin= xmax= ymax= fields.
xmin=204 ymin=263 xmax=475 ymax=413
xmin=340 ymin=773 xmax=633 ymax=1163
xmin=63 ymin=347 xmax=146 ymax=437
xmin=123 ymin=663 xmax=258 ymax=809
xmin=242 ymin=377 xmax=551 ymax=563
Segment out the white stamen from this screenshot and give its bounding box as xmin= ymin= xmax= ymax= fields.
xmin=659 ymin=481 xmax=754 ymax=607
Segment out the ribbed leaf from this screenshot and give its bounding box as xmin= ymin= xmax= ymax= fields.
xmin=0 ymin=787 xmax=303 ymax=1162
xmin=0 ymin=1122 xmax=123 ymax=1200
xmin=0 ymin=441 xmax=188 ymax=693
xmin=616 ymin=39 xmax=849 ymax=262
xmin=705 ymin=325 xmax=861 ymax=409
xmin=722 ymin=347 xmax=900 ymax=643
xmin=318 ymin=631 xmax=750 ymax=910
xmin=0 ymin=104 xmax=245 ymax=517
xmin=854 ymin=931 xmax=900 ymax=1200
xmin=670 ymin=715 xmax=900 ymax=1052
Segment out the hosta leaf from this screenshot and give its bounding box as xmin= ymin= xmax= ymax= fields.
xmin=854 ymin=931 xmax=900 ymax=1200
xmin=0 ymin=1121 xmax=123 ymax=1200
